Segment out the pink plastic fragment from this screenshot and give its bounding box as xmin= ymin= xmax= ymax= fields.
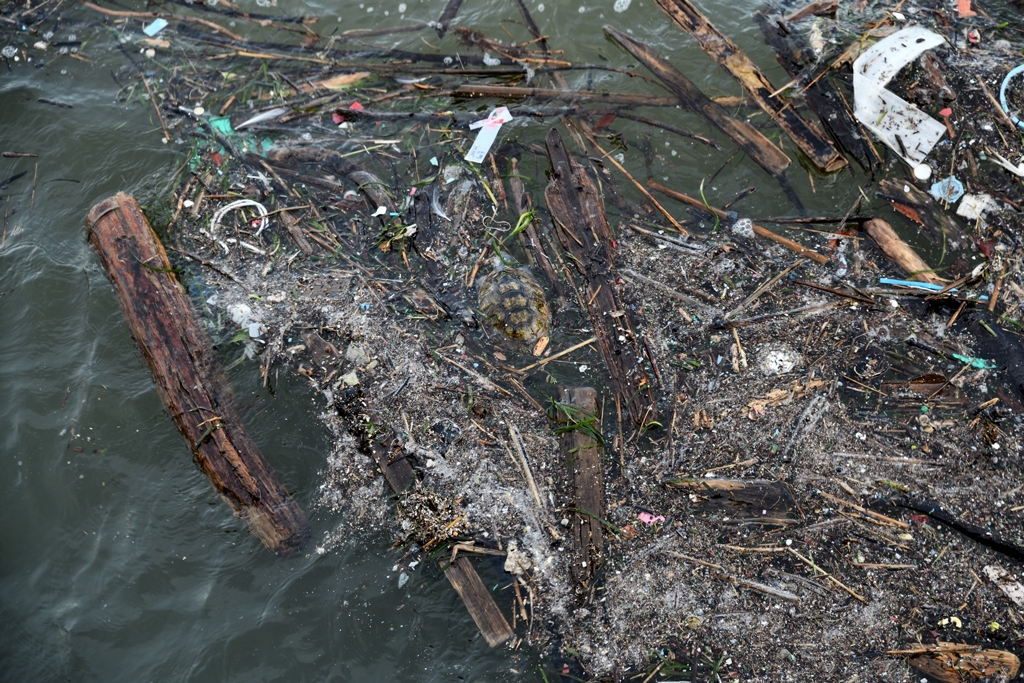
xmin=956 ymin=0 xmax=977 ymax=17
xmin=349 ymin=101 xmax=364 ymax=111
xmin=638 ymin=512 xmax=665 ymax=525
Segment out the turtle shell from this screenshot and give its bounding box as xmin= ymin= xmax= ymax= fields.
xmin=477 ymin=265 xmax=551 ymax=343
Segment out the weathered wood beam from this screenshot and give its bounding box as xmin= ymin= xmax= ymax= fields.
xmin=754 ymin=11 xmax=882 ymax=171
xmin=654 ymin=0 xmax=847 ymax=173
xmin=557 ymin=387 xmax=605 ymax=596
xmin=443 ymin=556 xmax=515 ymax=647
xmin=544 ymin=128 xmax=657 ymax=426
xmin=87 ymin=193 xmax=310 ymax=556
xmin=358 ymin=403 xmax=511 ymax=648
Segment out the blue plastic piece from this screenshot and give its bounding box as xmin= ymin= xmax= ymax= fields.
xmin=999 ymin=63 xmax=1024 ymax=132
xmin=877 ymin=277 xmax=989 ymax=301
xmin=929 ymin=176 xmax=964 ymax=203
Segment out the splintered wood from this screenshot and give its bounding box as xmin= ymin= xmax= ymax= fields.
xmin=544 ymin=128 xmax=657 ymax=426
xmin=558 ymin=387 xmax=605 ymax=598
xmin=655 ymin=0 xmax=847 ymax=173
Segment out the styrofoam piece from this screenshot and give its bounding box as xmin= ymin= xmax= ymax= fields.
xmin=957 ymin=193 xmax=1000 ymax=220
xmin=143 ymin=18 xmax=168 ymax=37
xmin=464 ymin=106 xmax=512 ymax=163
xmin=853 ymin=26 xmax=948 ymax=167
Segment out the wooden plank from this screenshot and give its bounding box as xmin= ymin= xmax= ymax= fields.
xmin=87 ymin=193 xmax=310 ymax=556
xmin=654 ymin=0 xmax=847 ymax=173
xmin=544 ymin=128 xmax=657 ymax=426
xmin=557 ymin=387 xmax=605 ymax=594
xmin=603 ymin=25 xmax=791 ymax=179
xmin=365 ymin=430 xmax=416 ymax=494
xmin=443 ymin=556 xmax=514 ymax=647
xmin=358 ymin=409 xmax=508 ymax=648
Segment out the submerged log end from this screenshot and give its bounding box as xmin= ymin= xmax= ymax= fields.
xmin=239 ymin=497 xmax=312 ymax=556
xmin=863 ymin=218 xmax=945 ymax=286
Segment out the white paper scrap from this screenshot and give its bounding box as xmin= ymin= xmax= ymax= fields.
xmin=464 ymin=106 xmax=512 ymax=163
xmin=143 ymin=18 xmax=169 ymax=37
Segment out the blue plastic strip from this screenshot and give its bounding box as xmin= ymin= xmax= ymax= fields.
xmin=878 ymin=277 xmax=989 ymax=301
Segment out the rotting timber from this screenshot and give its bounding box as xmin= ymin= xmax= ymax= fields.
xmin=57 ymin=0 xmax=1024 ymax=678
xmin=87 ymin=193 xmax=310 ymax=556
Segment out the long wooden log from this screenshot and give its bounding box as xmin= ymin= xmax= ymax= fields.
xmin=654 ymin=0 xmax=847 ymax=173
xmin=87 ymin=193 xmax=310 ymax=556
xmin=557 ymin=387 xmax=605 ymax=597
xmin=544 ymin=128 xmax=657 ymax=426
xmin=603 ymin=25 xmax=791 ymax=178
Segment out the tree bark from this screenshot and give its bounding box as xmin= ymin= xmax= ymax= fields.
xmin=87 ymin=193 xmax=310 ymax=556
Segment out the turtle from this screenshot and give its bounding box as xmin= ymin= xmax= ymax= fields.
xmin=476 ymin=259 xmax=551 ymax=344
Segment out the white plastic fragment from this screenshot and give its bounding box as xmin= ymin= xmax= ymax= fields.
xmin=956 ymin=193 xmax=1000 ymax=220
xmin=235 ymin=106 xmax=288 ymax=129
xmin=464 ymin=106 xmax=513 ymax=163
xmin=228 ymin=302 xmax=256 ymax=327
xmin=983 ymin=565 xmax=1024 ymax=607
xmin=853 ymin=26 xmax=948 ymax=168
xmin=987 ymin=150 xmax=1024 ymax=177
xmin=143 ymin=18 xmax=169 ymax=37
xmin=613 ymin=0 xmax=632 ymax=11
xmin=210 ymin=199 xmax=268 ymax=236
xmin=371 ymin=205 xmax=387 ymax=217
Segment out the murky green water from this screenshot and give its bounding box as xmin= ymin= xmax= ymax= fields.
xmin=0 ymin=0 xmax=898 ymax=680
